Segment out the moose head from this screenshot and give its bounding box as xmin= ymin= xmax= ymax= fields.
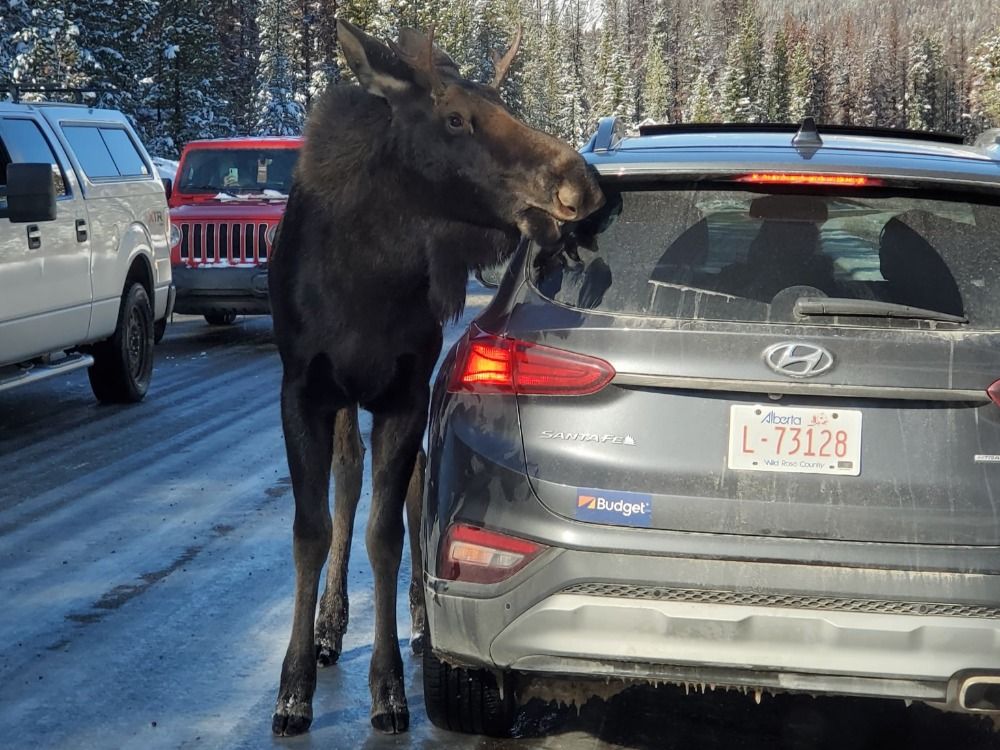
xmin=335 ymin=19 xmax=604 ymax=244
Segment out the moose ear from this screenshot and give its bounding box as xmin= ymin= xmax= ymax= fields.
xmin=337 ymin=19 xmax=414 ymax=99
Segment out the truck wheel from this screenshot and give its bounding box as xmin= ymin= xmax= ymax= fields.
xmin=422 ymin=648 xmax=514 ymax=737
xmin=153 ymin=318 xmax=167 ymax=344
xmin=204 ymin=312 xmax=237 ymax=326
xmin=88 ymin=283 xmax=154 ymax=403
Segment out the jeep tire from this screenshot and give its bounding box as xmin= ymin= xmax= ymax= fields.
xmin=204 ymin=312 xmax=237 ymax=326
xmin=422 ymin=648 xmax=514 ymax=737
xmin=88 ymin=282 xmax=154 ymax=403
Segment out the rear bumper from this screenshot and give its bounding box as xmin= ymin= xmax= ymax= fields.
xmin=171 ymin=265 xmax=270 ymax=315
xmin=426 ymin=548 xmax=1000 ymax=713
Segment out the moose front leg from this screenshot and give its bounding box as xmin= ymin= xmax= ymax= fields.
xmin=366 ymin=407 xmax=426 ymax=733
xmin=315 ymin=406 xmax=365 ymax=666
xmin=405 ymin=449 xmax=427 ymax=655
xmin=272 ymin=382 xmax=336 ymax=737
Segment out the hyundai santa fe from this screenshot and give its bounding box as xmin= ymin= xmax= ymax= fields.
xmin=420 ymin=118 xmax=1000 ymax=736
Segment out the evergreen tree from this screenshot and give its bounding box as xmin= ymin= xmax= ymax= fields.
xmin=766 ymin=26 xmax=791 ymax=121
xmin=71 ymin=0 xmax=158 ymax=113
xmin=716 ymin=0 xmax=764 ymax=122
xmin=859 ymin=32 xmax=891 ymax=126
xmin=807 ymin=31 xmax=832 ymax=122
xmin=255 ymin=0 xmax=305 ymax=135
xmin=687 ymin=67 xmax=716 ymax=122
xmin=593 ymin=0 xmax=636 ymax=124
xmin=0 ymin=1 xmax=31 ymax=83
xmin=787 ymin=27 xmax=814 ymax=120
xmin=640 ymin=1 xmax=671 ymax=122
xmin=555 ymin=0 xmax=591 ymax=144
xmin=139 ymin=0 xmax=233 ymax=157
xmin=218 ymin=0 xmax=260 ymax=134
xmin=436 ymin=0 xmax=478 ymax=78
xmin=906 ymin=35 xmax=945 ymax=131
xmin=970 ymin=28 xmax=1000 ymax=129
xmin=10 ymin=0 xmax=90 ymax=97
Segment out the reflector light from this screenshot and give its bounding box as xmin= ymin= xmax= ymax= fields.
xmin=736 ymin=172 xmax=884 ymax=187
xmin=448 ymin=326 xmax=615 ymax=396
xmin=988 ymin=380 xmax=1000 ymax=408
xmin=440 ymin=523 xmax=546 ymax=584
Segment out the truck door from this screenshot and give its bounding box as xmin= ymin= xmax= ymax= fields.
xmin=0 ymin=116 xmax=91 ymax=362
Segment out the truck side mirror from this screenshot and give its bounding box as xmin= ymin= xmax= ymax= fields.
xmin=6 ymin=163 xmax=57 ymax=223
xmin=161 ymin=177 xmax=173 ymax=201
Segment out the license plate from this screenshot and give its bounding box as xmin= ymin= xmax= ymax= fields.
xmin=728 ymin=405 xmax=862 ymax=476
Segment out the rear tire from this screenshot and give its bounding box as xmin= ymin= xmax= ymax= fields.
xmin=204 ymin=312 xmax=237 ymax=326
xmin=88 ymin=283 xmax=154 ymax=403
xmin=422 ymin=648 xmax=514 ymax=737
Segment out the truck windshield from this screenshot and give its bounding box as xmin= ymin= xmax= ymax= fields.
xmin=177 ymin=148 xmax=299 ymax=195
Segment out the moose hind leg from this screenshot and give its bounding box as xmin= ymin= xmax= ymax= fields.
xmin=315 ymin=406 xmax=365 ymax=666
xmin=366 ymin=408 xmax=427 ymax=733
xmin=405 ymin=449 xmax=427 ymax=656
xmin=272 ymin=380 xmax=337 ymax=737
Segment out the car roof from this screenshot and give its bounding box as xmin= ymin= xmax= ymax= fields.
xmin=582 ymin=118 xmax=1000 ymax=191
xmin=0 ymin=100 xmax=131 ymax=122
xmin=183 ymin=136 xmax=303 ymax=149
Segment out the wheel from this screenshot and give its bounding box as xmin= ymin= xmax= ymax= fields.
xmin=88 ymin=282 xmax=154 ymax=403
xmin=153 ymin=318 xmax=167 ymax=344
xmin=422 ymin=648 xmax=514 ymax=737
xmin=204 ymin=312 xmax=237 ymax=326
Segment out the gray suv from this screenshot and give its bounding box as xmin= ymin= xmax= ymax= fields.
xmin=421 ymin=118 xmax=1000 ymax=735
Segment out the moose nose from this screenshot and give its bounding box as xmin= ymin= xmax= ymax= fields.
xmin=556 ymin=183 xmax=582 ymax=220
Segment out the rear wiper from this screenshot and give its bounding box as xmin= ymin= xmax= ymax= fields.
xmin=794 ymin=297 xmax=968 ymax=324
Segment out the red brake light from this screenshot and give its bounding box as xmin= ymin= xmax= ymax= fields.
xmin=989 ymin=380 xmax=1000 ymax=407
xmin=736 ymin=172 xmax=884 ymax=188
xmin=439 ymin=523 xmax=545 ymax=584
xmin=448 ymin=326 xmax=615 ymax=396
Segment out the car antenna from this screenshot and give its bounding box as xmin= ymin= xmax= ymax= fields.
xmin=792 ymin=116 xmax=822 ymax=158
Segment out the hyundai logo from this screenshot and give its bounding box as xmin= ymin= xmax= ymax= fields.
xmin=763 ymin=342 xmax=834 ymax=378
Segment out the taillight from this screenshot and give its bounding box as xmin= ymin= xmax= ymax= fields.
xmin=988 ymin=380 xmax=1000 ymax=407
xmin=439 ymin=523 xmax=546 ymax=584
xmin=448 ymin=326 xmax=615 ymax=396
xmin=735 ymin=172 xmax=884 ymax=188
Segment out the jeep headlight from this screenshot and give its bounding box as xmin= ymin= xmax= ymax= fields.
xmin=266 ymin=224 xmax=277 ymax=245
xmin=169 ymin=223 xmax=181 ymax=247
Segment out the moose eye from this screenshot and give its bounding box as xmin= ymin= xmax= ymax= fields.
xmin=446 ymin=113 xmax=466 ymax=133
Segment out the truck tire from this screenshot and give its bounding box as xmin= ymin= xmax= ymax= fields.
xmin=154 ymin=318 xmax=167 ymax=344
xmin=204 ymin=312 xmax=237 ymax=326
xmin=422 ymin=648 xmax=514 ymax=737
xmin=88 ymin=283 xmax=154 ymax=403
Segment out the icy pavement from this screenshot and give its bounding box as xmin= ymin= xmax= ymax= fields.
xmin=0 ymin=283 xmax=995 ymax=750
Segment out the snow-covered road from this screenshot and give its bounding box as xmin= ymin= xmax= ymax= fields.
xmin=0 ymin=287 xmax=994 ymax=750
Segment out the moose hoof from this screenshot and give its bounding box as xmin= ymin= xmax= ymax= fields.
xmin=410 ymin=633 xmax=426 ymax=656
xmin=272 ymin=711 xmax=312 ymax=737
xmin=371 ymin=707 xmax=410 ymax=734
xmin=316 ymin=642 xmax=340 ymax=667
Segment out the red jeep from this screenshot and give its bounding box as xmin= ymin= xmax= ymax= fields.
xmin=167 ymin=136 xmax=301 ymax=325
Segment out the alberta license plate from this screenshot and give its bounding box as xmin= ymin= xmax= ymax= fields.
xmin=728 ymin=405 xmax=862 ymax=476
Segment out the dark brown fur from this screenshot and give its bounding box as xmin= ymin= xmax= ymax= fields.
xmin=268 ymin=20 xmax=603 ymax=736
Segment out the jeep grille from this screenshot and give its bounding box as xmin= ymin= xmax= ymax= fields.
xmin=178 ymin=222 xmax=269 ymax=264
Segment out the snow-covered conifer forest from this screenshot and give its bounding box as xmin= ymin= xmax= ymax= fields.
xmin=3 ymin=0 xmax=1000 ymax=157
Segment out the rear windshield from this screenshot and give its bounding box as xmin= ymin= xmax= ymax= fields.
xmin=177 ymin=148 xmax=298 ymax=195
xmin=532 ymin=183 xmax=1000 ymax=329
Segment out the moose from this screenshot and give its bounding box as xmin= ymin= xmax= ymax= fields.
xmin=268 ymin=19 xmax=604 ymax=735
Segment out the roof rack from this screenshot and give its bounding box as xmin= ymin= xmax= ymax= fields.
xmin=0 ymin=85 xmax=102 ymax=104
xmin=588 ymin=116 xmax=627 ymax=153
xmin=636 ymin=119 xmax=966 ymax=146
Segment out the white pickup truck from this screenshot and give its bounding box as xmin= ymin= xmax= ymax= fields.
xmin=0 ymin=98 xmax=173 ymax=402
